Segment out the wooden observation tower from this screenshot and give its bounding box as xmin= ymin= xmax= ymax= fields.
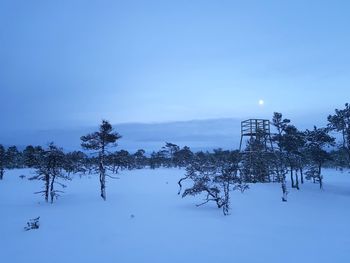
xmin=239 ymin=119 xmax=274 ymax=152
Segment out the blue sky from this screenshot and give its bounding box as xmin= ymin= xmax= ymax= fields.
xmin=1 ymin=0 xmax=349 ymax=130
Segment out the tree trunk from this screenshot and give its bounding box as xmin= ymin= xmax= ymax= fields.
xmin=222 ymin=182 xmax=230 ymax=216
xmin=99 ymin=142 xmax=107 ymax=200
xmin=281 ymin=175 xmax=288 ymax=202
xmin=45 ymin=173 xmax=50 ymax=202
xmin=50 ymin=175 xmax=56 ymax=203
xmin=346 ymin=148 xmax=350 ymax=168
xmin=99 ymin=161 xmax=106 ymax=200
xmin=300 ymin=167 xmax=304 ymax=184
xmin=318 ymin=164 xmax=323 ymax=189
xmin=295 ymin=169 xmax=299 ymax=190
xmin=290 ymin=168 xmax=295 ymax=188
xmin=0 ymin=168 xmax=4 ymax=180
xmin=279 ymin=168 xmax=288 ymax=202
xmin=100 ymin=150 xmax=106 ymax=201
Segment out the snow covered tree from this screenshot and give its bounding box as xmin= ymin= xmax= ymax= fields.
xmin=241 ymin=136 xmax=272 ymax=183
xmin=328 ymin=149 xmax=349 ymax=169
xmin=279 ymin=125 xmax=306 ymax=189
xmin=29 ymin=143 xmax=70 ymax=203
xmin=327 ymin=103 xmax=350 ymax=167
xmin=0 ymin=144 xmax=6 ymax=180
xmin=271 ymin=115 xmax=307 ymax=190
xmin=305 ymin=126 xmax=335 ymax=189
xmin=296 ymin=147 xmax=308 ymax=184
xmin=178 ymin=151 xmax=247 ymax=215
xmin=81 ymin=120 xmax=121 ymax=201
xmin=271 ymin=112 xmax=291 ymax=201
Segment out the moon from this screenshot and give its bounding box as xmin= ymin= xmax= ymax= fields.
xmin=258 ymin=99 xmax=265 ymax=106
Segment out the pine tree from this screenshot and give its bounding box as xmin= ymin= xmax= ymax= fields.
xmin=173 ymin=146 xmax=194 ymax=167
xmin=161 ymin=142 xmax=180 ymax=167
xmin=6 ymin=145 xmax=21 ymax=169
xmin=64 ymin=151 xmax=88 ymax=175
xmin=23 ymin=145 xmax=43 ymax=168
xmin=271 ymin=112 xmax=291 ymax=201
xmin=81 ymin=120 xmax=121 ymax=200
xmin=241 ymin=136 xmax=272 ymax=183
xmin=327 ymin=103 xmax=350 ymax=167
xmin=110 ymin=150 xmax=132 ymax=173
xmin=29 ymin=143 xmax=70 ymax=203
xmin=280 ymin=125 xmax=306 ymax=189
xmin=305 ymin=126 xmax=335 ymax=189
xmin=133 ymin=149 xmax=147 ymax=169
xmin=178 ymin=154 xmax=246 ymax=216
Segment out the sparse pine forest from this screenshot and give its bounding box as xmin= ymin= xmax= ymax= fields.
xmin=0 ymin=103 xmax=350 ymax=215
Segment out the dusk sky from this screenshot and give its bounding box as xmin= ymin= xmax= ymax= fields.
xmin=1 ymin=0 xmax=350 ymax=131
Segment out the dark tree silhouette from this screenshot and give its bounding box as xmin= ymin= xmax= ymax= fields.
xmin=0 ymin=144 xmax=6 ymax=180
xmin=271 ymin=112 xmax=291 ymax=201
xmin=107 ymin=150 xmax=132 ymax=173
xmin=173 ymin=146 xmax=194 ymax=167
xmin=280 ymin=125 xmax=306 ymax=189
xmin=29 ymin=143 xmax=70 ymax=203
xmin=23 ymin=145 xmax=43 ymax=168
xmin=328 ymin=103 xmax=350 ymax=167
xmin=305 ymin=126 xmax=335 ymax=189
xmin=133 ymin=149 xmax=147 ymax=169
xmin=6 ymin=145 xmax=21 ymax=169
xmin=64 ymin=151 xmax=88 ymax=175
xmin=81 ymin=120 xmax=121 ymax=200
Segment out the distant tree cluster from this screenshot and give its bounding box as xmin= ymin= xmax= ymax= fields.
xmin=327 ymin=103 xmax=350 ymax=168
xmin=176 ymin=103 xmax=350 ymax=213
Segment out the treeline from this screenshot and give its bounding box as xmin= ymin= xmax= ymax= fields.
xmin=0 ymin=142 xmax=198 ymax=176
xmin=0 ymin=134 xmax=347 ymax=178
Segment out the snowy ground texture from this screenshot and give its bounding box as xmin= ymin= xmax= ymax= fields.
xmin=1 ymin=168 xmax=350 ymax=263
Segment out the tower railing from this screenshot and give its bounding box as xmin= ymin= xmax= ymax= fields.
xmin=239 ymin=119 xmax=273 ymax=152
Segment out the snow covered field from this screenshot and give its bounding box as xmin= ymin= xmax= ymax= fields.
xmin=1 ymin=168 xmax=349 ymax=263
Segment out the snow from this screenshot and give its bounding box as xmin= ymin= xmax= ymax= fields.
xmin=1 ymin=168 xmax=350 ymax=263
